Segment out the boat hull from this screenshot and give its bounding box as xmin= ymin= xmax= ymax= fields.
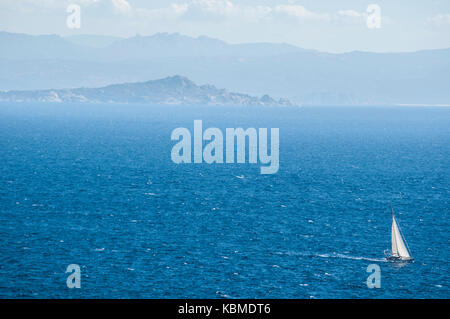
xmin=386 ymin=256 xmax=414 ymax=262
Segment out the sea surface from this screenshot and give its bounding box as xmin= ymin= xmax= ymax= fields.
xmin=0 ymin=103 xmax=449 ymax=298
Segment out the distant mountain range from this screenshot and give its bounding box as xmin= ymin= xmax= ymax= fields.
xmin=0 ymin=31 xmax=449 ymax=105
xmin=0 ymin=75 xmax=294 ymax=106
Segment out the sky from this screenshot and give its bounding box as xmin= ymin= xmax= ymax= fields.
xmin=0 ymin=0 xmax=450 ymax=53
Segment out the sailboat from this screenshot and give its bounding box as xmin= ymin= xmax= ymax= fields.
xmin=385 ymin=206 xmax=414 ymax=262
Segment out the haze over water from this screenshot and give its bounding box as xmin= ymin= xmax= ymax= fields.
xmin=0 ymin=103 xmax=448 ymax=298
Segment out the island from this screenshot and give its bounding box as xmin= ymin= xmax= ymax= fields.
xmin=0 ymin=75 xmax=294 ymax=107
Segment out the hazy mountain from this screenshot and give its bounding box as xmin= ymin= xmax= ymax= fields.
xmin=0 ymin=31 xmax=97 ymax=60
xmin=0 ymin=31 xmax=306 ymax=61
xmin=64 ymin=34 xmax=123 ymax=48
xmin=0 ymin=75 xmax=294 ymax=106
xmin=0 ymin=31 xmax=449 ymax=105
xmin=101 ymin=33 xmax=308 ymax=60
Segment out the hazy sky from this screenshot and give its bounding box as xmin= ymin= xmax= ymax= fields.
xmin=1 ymin=0 xmax=450 ymax=52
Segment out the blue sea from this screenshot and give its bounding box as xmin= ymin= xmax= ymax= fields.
xmin=0 ymin=103 xmax=449 ymax=299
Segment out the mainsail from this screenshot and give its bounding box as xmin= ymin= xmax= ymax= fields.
xmin=391 ymin=211 xmax=411 ymax=259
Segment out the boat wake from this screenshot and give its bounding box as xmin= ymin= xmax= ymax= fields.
xmin=274 ymin=251 xmax=386 ymax=262
xmin=316 ymin=253 xmax=386 ymax=263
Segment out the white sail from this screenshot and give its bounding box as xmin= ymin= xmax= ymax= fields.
xmin=391 ymin=216 xmax=398 ymax=256
xmin=391 ymin=215 xmax=410 ymax=259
